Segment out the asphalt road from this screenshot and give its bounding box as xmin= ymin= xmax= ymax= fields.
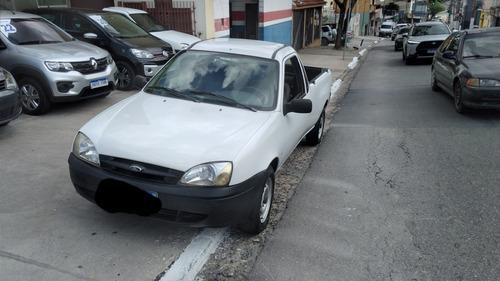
xmin=250 ymin=38 xmax=500 ymax=280
xmin=0 ymin=92 xmax=201 ymax=281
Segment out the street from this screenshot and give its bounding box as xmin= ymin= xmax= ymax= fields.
xmin=250 ymin=38 xmax=500 ymax=280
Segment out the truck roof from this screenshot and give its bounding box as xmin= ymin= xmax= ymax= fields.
xmin=188 ymin=38 xmax=291 ymax=60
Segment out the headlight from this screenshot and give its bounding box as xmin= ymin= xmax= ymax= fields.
xmin=106 ymin=54 xmax=114 ymax=65
xmin=45 ymin=61 xmax=74 ymax=72
xmin=72 ymin=132 xmax=100 ymax=166
xmin=466 ymin=78 xmax=500 ymax=87
xmin=131 ymin=48 xmax=154 ymax=59
xmin=180 ymin=162 xmax=232 ymax=186
xmin=1 ymin=68 xmax=18 ymax=90
xmin=407 ymin=40 xmax=420 ymax=44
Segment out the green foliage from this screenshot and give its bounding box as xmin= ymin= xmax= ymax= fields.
xmin=384 ymin=2 xmax=400 ymax=11
xmin=428 ymin=1 xmax=446 ymax=18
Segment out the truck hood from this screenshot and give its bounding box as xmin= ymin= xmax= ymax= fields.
xmin=150 ymin=30 xmax=200 ymax=50
xmin=115 ymin=35 xmax=171 ymax=51
xmin=80 ymin=92 xmax=271 ymax=171
xmin=18 ymin=41 xmax=108 ymax=60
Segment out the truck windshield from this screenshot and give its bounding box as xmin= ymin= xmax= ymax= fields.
xmin=0 ymin=18 xmax=72 ymax=45
xmin=146 ymin=51 xmax=279 ymax=111
xmin=88 ymin=13 xmax=150 ymax=38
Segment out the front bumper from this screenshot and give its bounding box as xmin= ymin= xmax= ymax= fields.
xmin=68 ymin=153 xmax=265 ymax=227
xmin=0 ymin=89 xmax=22 ymax=125
xmin=462 ymin=84 xmax=500 ymax=109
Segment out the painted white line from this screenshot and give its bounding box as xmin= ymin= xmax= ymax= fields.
xmin=160 ymin=228 xmax=228 ymax=281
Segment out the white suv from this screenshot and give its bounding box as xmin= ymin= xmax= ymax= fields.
xmin=402 ymin=21 xmax=451 ymax=65
xmin=0 ymin=11 xmax=117 ymax=115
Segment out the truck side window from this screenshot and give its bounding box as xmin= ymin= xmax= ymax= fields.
xmin=284 ymin=56 xmax=305 ymax=102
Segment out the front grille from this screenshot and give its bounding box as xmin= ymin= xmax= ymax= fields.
xmin=80 ymin=84 xmax=115 ymax=98
xmin=100 ymin=155 xmax=184 ymax=184
xmin=0 ymin=78 xmax=5 ymax=90
xmin=73 ymin=57 xmax=109 ymax=74
xmin=416 ymin=41 xmax=444 ymax=55
xmin=153 ymin=208 xmax=208 ymax=223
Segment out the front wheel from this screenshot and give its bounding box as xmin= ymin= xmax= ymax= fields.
xmin=19 ymin=77 xmax=51 ymax=115
xmin=116 ymin=61 xmax=136 ymax=91
xmin=454 ymin=81 xmax=468 ymax=114
xmin=321 ymin=37 xmax=329 ymax=46
xmin=431 ymin=68 xmax=440 ymax=92
xmin=306 ymin=109 xmax=325 ymax=145
xmin=238 ymin=166 xmax=275 ymax=234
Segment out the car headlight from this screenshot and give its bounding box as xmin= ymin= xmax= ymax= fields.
xmin=180 ymin=162 xmax=232 ymax=186
xmin=131 ymin=48 xmax=154 ymax=59
xmin=106 ymin=54 xmax=114 ymax=65
xmin=1 ymin=68 xmax=18 ymax=90
xmin=45 ymin=61 xmax=74 ymax=72
xmin=407 ymin=40 xmax=420 ymax=45
xmin=72 ymin=132 xmax=100 ymax=166
xmin=466 ymin=78 xmax=500 ymax=87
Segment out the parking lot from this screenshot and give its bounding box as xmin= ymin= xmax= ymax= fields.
xmin=0 ymin=91 xmax=202 ymax=281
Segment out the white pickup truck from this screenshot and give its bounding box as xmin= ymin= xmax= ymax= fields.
xmin=68 ymin=38 xmax=332 ymax=234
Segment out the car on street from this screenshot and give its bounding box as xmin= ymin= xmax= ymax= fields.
xmin=431 ymin=27 xmax=500 ymax=113
xmin=25 ymin=8 xmax=175 ymax=91
xmin=68 ymin=38 xmax=332 ymax=235
xmin=102 ymin=6 xmax=200 ymax=53
xmin=379 ymin=21 xmax=396 ymax=37
xmin=321 ymin=25 xmax=337 ymax=46
xmin=391 ymin=23 xmax=410 ymax=41
xmin=394 ymin=26 xmax=410 ymax=51
xmin=0 ymin=10 xmax=117 ymax=115
xmin=402 ymin=21 xmax=451 ymax=64
xmin=0 ymin=67 xmax=21 ymax=126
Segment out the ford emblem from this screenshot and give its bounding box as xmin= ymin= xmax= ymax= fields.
xmin=129 ymin=164 xmax=145 ymax=172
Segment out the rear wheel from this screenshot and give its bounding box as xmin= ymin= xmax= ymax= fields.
xmin=321 ymin=37 xmax=329 ymax=46
xmin=238 ymin=166 xmax=275 ymax=234
xmin=116 ymin=61 xmax=135 ymax=91
xmin=454 ymin=81 xmax=468 ymax=114
xmin=306 ymin=109 xmax=325 ymax=145
xmin=19 ymin=77 xmax=51 ymax=115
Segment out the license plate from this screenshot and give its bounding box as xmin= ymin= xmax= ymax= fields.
xmin=427 ymin=49 xmax=436 ymax=54
xmin=90 ymin=78 xmax=108 ymax=89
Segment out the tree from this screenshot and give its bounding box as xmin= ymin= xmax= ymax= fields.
xmin=384 ymin=2 xmax=400 ymax=13
xmin=428 ymin=2 xmax=446 ymax=19
xmin=333 ymin=0 xmax=358 ymax=50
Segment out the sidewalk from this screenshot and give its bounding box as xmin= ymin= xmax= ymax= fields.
xmin=247 ymin=36 xmax=380 ymax=281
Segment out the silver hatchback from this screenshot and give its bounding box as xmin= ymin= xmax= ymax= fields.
xmin=0 ymin=11 xmax=117 ymax=115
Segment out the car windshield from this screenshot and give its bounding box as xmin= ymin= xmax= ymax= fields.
xmin=398 ymin=27 xmax=409 ymax=34
xmin=87 ymin=13 xmax=149 ymax=38
xmin=145 ymin=51 xmax=279 ymax=111
xmin=0 ymin=18 xmax=72 ymax=45
xmin=411 ymin=24 xmax=450 ymax=36
xmin=462 ymin=32 xmax=500 ymax=58
xmin=130 ymin=13 xmax=168 ymax=32
xmin=382 ymin=24 xmax=392 ymax=29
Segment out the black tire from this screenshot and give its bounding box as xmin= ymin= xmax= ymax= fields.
xmin=321 ymin=37 xmax=329 ymax=46
xmin=238 ymin=166 xmax=275 ymax=234
xmin=19 ymin=77 xmax=51 ymax=115
xmin=454 ymin=81 xmax=468 ymax=114
xmin=394 ymin=44 xmax=398 ymax=51
xmin=402 ymin=48 xmax=406 ymax=61
xmin=306 ymin=109 xmax=325 ymax=146
xmin=116 ymin=61 xmax=135 ymax=91
xmin=431 ymin=68 xmax=440 ymax=91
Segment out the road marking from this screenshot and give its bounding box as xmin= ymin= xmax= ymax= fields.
xmin=160 ymin=228 xmax=228 ymax=281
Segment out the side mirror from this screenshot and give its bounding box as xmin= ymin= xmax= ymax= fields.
xmin=284 ymin=99 xmax=312 ymax=115
xmin=133 ymin=75 xmax=149 ymax=89
xmin=442 ymin=50 xmax=456 ymax=59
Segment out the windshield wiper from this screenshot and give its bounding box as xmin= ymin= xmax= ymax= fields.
xmin=145 ymin=86 xmax=200 ymax=102
xmin=189 ymin=90 xmax=257 ymax=112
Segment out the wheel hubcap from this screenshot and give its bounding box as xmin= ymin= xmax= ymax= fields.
xmin=259 ymin=177 xmax=273 ymax=223
xmin=21 ymin=84 xmax=40 ymax=110
xmin=117 ymin=67 xmax=131 ymax=89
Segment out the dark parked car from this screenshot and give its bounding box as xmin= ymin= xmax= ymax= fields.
xmin=394 ymin=26 xmax=410 ymax=51
xmin=26 ymin=8 xmax=174 ymax=91
xmin=0 ymin=67 xmax=22 ymax=126
xmin=431 ymin=27 xmax=500 ymax=113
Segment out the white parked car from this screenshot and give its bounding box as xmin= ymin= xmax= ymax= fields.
xmin=68 ymin=38 xmax=332 ymax=234
xmin=402 ymin=21 xmax=451 ymax=65
xmin=103 ymin=6 xmax=200 ymax=53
